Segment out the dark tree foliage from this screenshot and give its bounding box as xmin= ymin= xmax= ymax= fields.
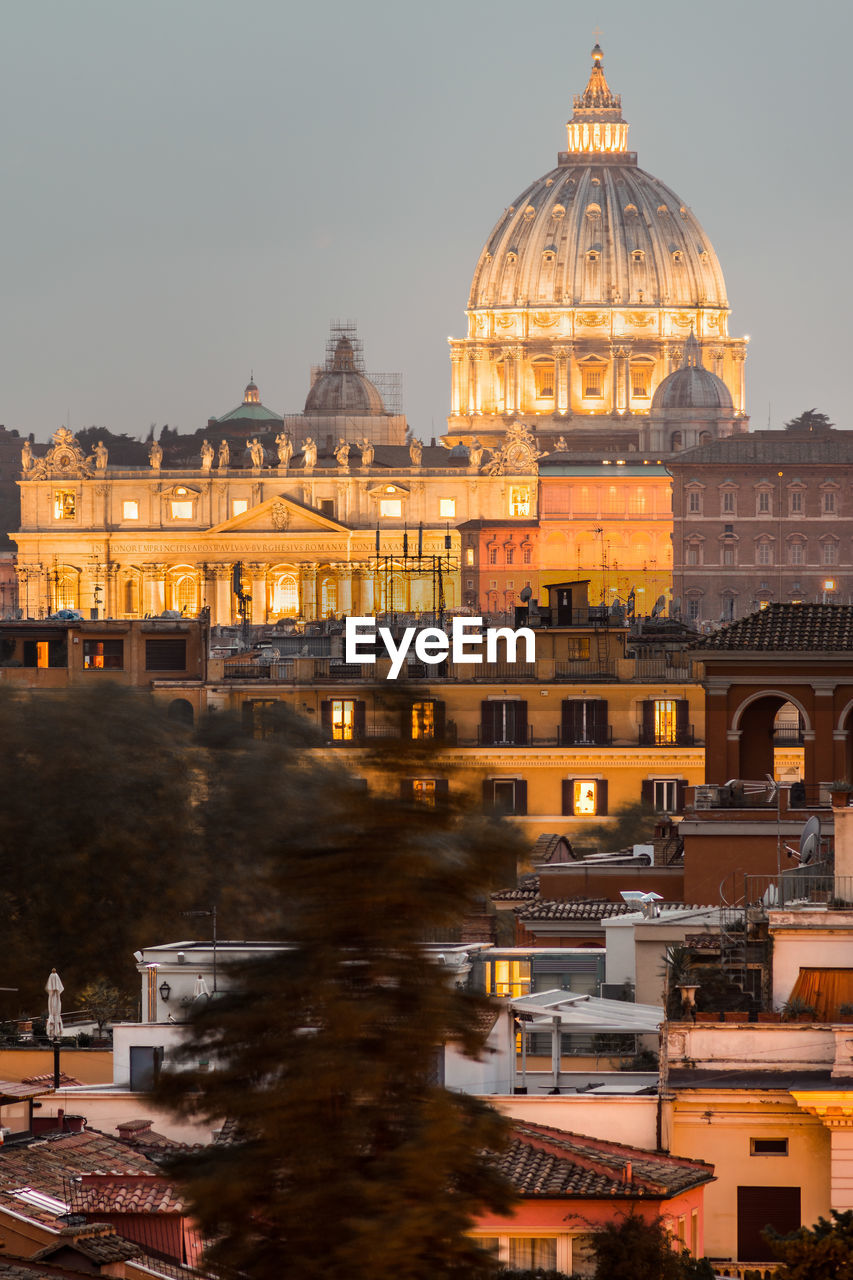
xmin=784 ymin=409 xmax=834 ymax=433
xmin=590 ymin=1214 xmax=714 ymax=1280
xmin=75 ymin=427 xmax=150 ymax=466
xmin=155 ymin=740 xmax=522 ymax=1280
xmin=0 ymin=687 xmax=323 ymax=1010
xmin=765 ymin=1209 xmax=853 ymax=1279
xmin=572 ymin=802 xmax=657 ymax=855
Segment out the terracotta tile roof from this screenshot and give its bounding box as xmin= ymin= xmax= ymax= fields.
xmin=516 ymin=899 xmax=634 ymax=922
xmin=692 ymin=603 xmax=853 ymax=652
xmin=34 ymin=1223 xmax=142 ymax=1264
xmin=673 ymin=429 xmax=853 ymax=466
xmin=492 ymin=875 xmax=540 ymax=902
xmin=684 ymin=932 xmax=721 ymax=951
xmin=0 ymin=1130 xmax=164 ymax=1227
xmin=498 ymin=1122 xmax=714 ymax=1200
xmin=70 ymin=1174 xmax=186 ymax=1216
xmin=530 ymin=834 xmax=576 ymax=864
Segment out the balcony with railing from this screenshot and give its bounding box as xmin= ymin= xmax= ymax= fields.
xmin=638 ymin=725 xmax=695 ymax=747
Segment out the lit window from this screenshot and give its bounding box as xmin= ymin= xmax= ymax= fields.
xmin=629 ymin=488 xmax=647 ymax=515
xmin=412 ymin=779 xmax=436 ymax=807
xmin=583 ymin=366 xmax=603 ymax=398
xmin=170 ymin=501 xmax=193 ymax=519
xmin=687 ymin=491 xmax=701 ymax=514
xmin=83 ymin=639 xmax=124 ymax=670
xmin=171 ymin=574 xmax=198 ymax=613
xmin=320 ymin=578 xmax=337 ymax=616
xmin=654 ymin=700 xmax=678 ymax=745
xmin=509 ymin=486 xmax=531 ymax=517
xmin=757 ymin=491 xmax=770 ymax=514
xmin=53 ymin=490 xmax=76 ymax=520
xmin=631 ymin=365 xmax=651 ymax=398
xmin=789 ymin=542 xmax=804 ymax=565
xmin=330 ymin=699 xmax=356 ymax=741
xmin=380 ymin=499 xmax=402 ymax=518
xmin=790 ymin=490 xmax=803 ymax=514
xmin=53 ymin=574 xmax=78 ymax=611
xmin=509 ymin=1240 xmax=557 ymax=1270
xmin=573 ymin=780 xmax=598 ymax=815
xmin=465 ymin=547 xmax=475 ymax=566
xmin=271 ymin=574 xmax=299 ymax=616
xmin=122 ymin=500 xmax=139 ymax=520
xmin=824 ymin=542 xmax=838 ymax=565
xmin=722 ymin=491 xmax=735 ymax=513
xmin=757 ymin=542 xmax=773 ymax=565
xmin=485 ymin=959 xmax=531 ymax=999
xmin=533 ymin=362 xmax=555 ymax=399
xmin=232 ymin=499 xmax=249 ymax=517
xmin=411 ymin=701 xmax=435 ymax=740
xmin=439 ymin=498 xmax=456 ymax=519
xmin=824 ymin=491 xmax=836 ymax=514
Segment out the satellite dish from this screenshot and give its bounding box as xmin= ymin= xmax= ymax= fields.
xmin=799 ymin=814 xmax=821 ymax=866
xmin=619 ymin=890 xmax=646 ymax=905
xmin=520 ymin=586 xmax=532 ymax=603
xmin=762 ymin=883 xmax=779 ymax=907
xmin=651 ymin=594 xmax=666 ymax=617
xmin=672 ymin=597 xmax=682 ymax=618
xmin=626 ymin=588 xmax=636 ymax=619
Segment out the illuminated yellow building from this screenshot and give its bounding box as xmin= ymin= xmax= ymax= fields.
xmin=446 ymin=44 xmax=748 ymax=451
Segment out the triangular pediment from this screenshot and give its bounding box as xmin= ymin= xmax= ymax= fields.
xmin=208 ymin=494 xmax=351 ymax=535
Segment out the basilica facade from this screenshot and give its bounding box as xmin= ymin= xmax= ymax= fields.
xmin=10 ymin=44 xmax=750 ymax=624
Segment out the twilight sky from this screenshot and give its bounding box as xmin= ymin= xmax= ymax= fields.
xmin=1 ymin=0 xmax=850 ymax=443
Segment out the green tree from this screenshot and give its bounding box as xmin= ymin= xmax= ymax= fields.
xmin=591 ymin=1214 xmax=714 ymax=1280
xmin=77 ymin=978 xmax=131 ymax=1037
xmin=765 ymin=1209 xmax=853 ymax=1278
xmin=155 ymin=749 xmax=521 ymax=1280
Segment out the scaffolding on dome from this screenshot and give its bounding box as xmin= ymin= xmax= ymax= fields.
xmin=325 ymin=320 xmax=403 ymax=414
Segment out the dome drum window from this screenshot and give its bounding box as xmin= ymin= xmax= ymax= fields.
xmin=533 ymin=360 xmax=556 ymax=400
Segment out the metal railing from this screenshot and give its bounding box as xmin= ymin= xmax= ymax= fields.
xmin=744 ymin=873 xmax=853 ymax=910
xmin=558 ymin=725 xmax=613 ymax=746
xmin=222 ymin=661 xmax=294 ymax=680
xmin=638 ymin=726 xmax=695 ymax=747
xmin=629 ymin=657 xmax=694 ymax=681
xmin=554 ymin=659 xmax=617 ymax=680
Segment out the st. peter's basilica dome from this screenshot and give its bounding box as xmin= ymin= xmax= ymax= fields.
xmin=446 ymin=45 xmax=748 ymax=450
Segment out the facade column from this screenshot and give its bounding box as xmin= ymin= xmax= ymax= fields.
xmin=501 ymin=347 xmax=514 ymax=413
xmin=665 ymin=343 xmax=682 ymax=377
xmin=145 ymin=564 xmax=165 ymax=615
xmin=812 ymin=688 xmax=836 ymax=787
xmin=712 ymin=345 xmax=725 ymax=379
xmin=733 ymin=349 xmax=747 ymax=415
xmin=213 ymin=565 xmax=232 ymax=625
xmin=450 ymin=348 xmax=463 ymax=415
xmin=466 ymin=351 xmax=477 ymax=415
xmin=472 ymin=347 xmax=483 ymax=413
xmin=301 ymin=564 xmax=318 ymax=620
xmin=613 ymin=344 xmax=629 ymax=413
xmin=337 ymin=565 xmax=353 ymax=617
xmin=554 ymin=345 xmax=570 ymax=413
xmin=247 ymin=563 xmax=267 ymax=624
xmin=512 ymin=346 xmax=524 ymax=415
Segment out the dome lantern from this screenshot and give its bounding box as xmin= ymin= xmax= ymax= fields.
xmin=566 ymin=43 xmax=629 ymax=154
xmin=243 ymin=373 xmax=260 ymax=405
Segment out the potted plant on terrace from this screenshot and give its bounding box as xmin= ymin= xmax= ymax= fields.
xmin=829 ymin=780 xmax=853 ymax=807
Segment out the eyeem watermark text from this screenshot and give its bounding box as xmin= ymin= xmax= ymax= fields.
xmin=345 ymin=617 xmax=536 ymax=680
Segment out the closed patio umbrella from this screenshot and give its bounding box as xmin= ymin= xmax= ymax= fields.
xmin=46 ymin=969 xmax=64 ymax=1039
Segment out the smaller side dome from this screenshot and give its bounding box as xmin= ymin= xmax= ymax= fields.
xmin=652 ymin=333 xmax=733 ymax=411
xmin=304 ymin=334 xmax=386 ymax=414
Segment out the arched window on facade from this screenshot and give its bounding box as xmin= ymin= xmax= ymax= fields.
xmin=53 ymin=569 xmax=79 ymax=612
xmin=271 ymin=573 xmax=299 ymax=617
xmin=123 ymin=575 xmax=141 ymax=616
xmin=170 ymin=572 xmax=199 ymax=615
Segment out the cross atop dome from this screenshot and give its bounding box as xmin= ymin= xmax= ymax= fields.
xmin=567 ymin=42 xmax=629 ymax=154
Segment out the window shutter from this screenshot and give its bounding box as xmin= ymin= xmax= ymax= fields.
xmin=401 ymin=706 xmax=413 ymax=739
xmin=593 ymin=699 xmax=609 ymax=745
xmin=320 ymin=700 xmax=332 ymax=739
xmin=482 ymin=778 xmax=494 ymax=811
xmin=676 ymin=780 xmax=687 ymax=813
xmin=481 ymin=700 xmax=494 ymax=745
xmin=515 ymin=701 xmax=528 ymax=745
xmin=641 ymin=780 xmax=655 ymax=808
xmin=354 ymin=700 xmax=366 ymax=740
xmin=641 ymin=699 xmax=655 ymax=745
xmin=561 ymin=700 xmax=573 ymax=745
xmin=400 ymin=779 xmax=414 ymax=801
xmin=676 ymin=700 xmax=690 ymax=743
xmin=562 ymin=779 xmax=574 ymax=816
xmin=597 ymin=779 xmax=608 ymax=816
xmin=435 ymin=778 xmax=450 ymax=804
xmin=433 ymin=700 xmax=446 ymax=740
xmin=516 ymin=779 xmax=528 ymax=815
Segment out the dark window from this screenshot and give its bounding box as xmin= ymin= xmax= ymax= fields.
xmin=561 ymin=699 xmax=609 ymax=745
xmin=83 ymin=639 xmax=124 ymax=670
xmin=737 ymin=1186 xmax=800 ymax=1262
xmin=320 ymin=499 xmax=335 ymax=518
xmin=751 ymin=1138 xmax=788 ymax=1156
xmin=642 ymin=779 xmax=687 ymax=814
xmin=167 ymin=698 xmax=194 ymax=727
xmin=480 ymin=700 xmax=528 ymax=746
xmin=483 ymin=778 xmax=527 ymax=815
xmin=145 ymin=638 xmax=187 ymax=671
